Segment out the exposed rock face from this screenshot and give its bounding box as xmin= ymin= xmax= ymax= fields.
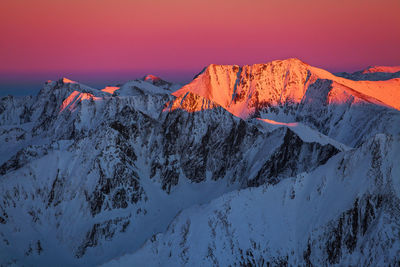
xmin=1 ymin=59 xmax=399 ymax=266
xmin=105 ymin=135 xmax=400 ymax=267
xmin=247 ymin=127 xmax=339 ymax=187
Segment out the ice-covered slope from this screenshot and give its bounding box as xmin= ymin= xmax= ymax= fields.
xmin=103 ymin=134 xmax=400 ymax=266
xmin=308 ymin=66 xmax=400 ymax=110
xmin=254 ymin=118 xmax=350 ymax=151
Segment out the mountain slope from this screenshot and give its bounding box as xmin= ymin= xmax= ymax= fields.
xmin=103 ymin=134 xmax=400 ymax=266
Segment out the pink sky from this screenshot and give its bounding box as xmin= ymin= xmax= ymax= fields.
xmin=1 ymin=0 xmax=399 ymax=77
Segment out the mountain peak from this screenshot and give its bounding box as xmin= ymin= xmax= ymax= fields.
xmin=142 ymin=74 xmax=173 ymax=89
xmin=61 ymin=77 xmax=77 ymax=84
xmin=143 ymin=74 xmax=161 ymax=82
xmin=362 ymin=65 xmax=400 ymax=74
xmin=173 ymin=58 xmax=314 ymax=118
xmin=269 ymin=57 xmax=308 ymax=65
xmin=100 ymin=86 xmax=120 ymax=95
xmin=203 ymin=58 xmax=308 ymax=70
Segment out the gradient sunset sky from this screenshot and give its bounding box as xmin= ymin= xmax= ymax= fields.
xmin=1 ymin=0 xmax=399 ymax=95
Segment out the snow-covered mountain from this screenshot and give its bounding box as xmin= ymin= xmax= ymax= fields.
xmin=1 ymin=60 xmax=399 ymax=266
xmin=170 ymin=59 xmax=400 ymax=147
xmin=336 ymin=65 xmax=400 ymax=81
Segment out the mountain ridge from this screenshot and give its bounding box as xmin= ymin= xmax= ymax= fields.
xmin=172 ymin=59 xmax=400 ymax=117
